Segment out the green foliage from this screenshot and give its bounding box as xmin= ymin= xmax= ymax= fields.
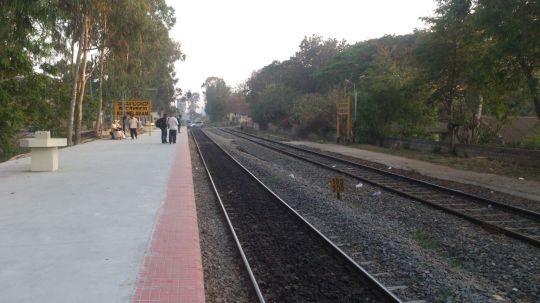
xmin=507 ymin=123 xmax=540 ymax=150
xmin=475 ymin=0 xmax=540 ymax=119
xmin=104 ymin=0 xmax=183 ymax=111
xmin=0 ymin=82 xmax=25 ymax=160
xmin=292 ymin=35 xmax=347 ymax=93
xmin=236 ymin=0 xmax=539 ymax=147
xmin=515 ymin=135 xmax=540 ymax=151
xmin=414 ymin=1 xmax=477 ymax=145
xmin=413 ymin=229 xmax=438 ymax=250
xmin=0 ymin=0 xmax=183 ymax=159
xmin=250 ymin=83 xmax=298 ymax=128
xmin=18 ymin=74 xmax=71 ymax=134
xmin=203 ymin=77 xmax=230 ymax=122
xmin=0 ymin=1 xmax=54 ymax=79
xmin=314 ymin=42 xmax=374 ymax=91
xmin=246 ymin=36 xmax=347 ymax=128
xmin=315 ymin=34 xmax=418 ymax=91
xmin=0 ymin=0 xmax=58 ymax=160
xmin=357 ymin=47 xmax=434 ymax=143
xmin=181 ymin=90 xmax=200 ymax=118
xmin=292 ymin=93 xmax=335 ymax=137
xmin=0 ymin=73 xmax=71 ymax=161
xmin=519 ymin=135 xmax=540 ymax=150
xmin=476 ymin=125 xmax=501 ymax=145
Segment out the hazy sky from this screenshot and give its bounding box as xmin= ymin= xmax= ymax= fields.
xmin=167 ymin=0 xmax=437 ymax=97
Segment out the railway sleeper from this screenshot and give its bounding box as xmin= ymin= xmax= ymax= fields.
xmin=453 ymin=208 xmax=489 ymax=212
xmin=506 ymin=226 xmax=540 ymax=231
xmin=387 ymin=285 xmax=408 ymax=291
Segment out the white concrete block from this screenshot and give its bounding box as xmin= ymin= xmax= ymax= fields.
xmin=19 ymin=131 xmax=67 ymax=172
xmin=31 ymin=147 xmax=59 ymax=171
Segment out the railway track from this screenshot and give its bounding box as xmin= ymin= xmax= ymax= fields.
xmin=191 ymin=128 xmax=402 ymax=302
xmin=219 ymin=128 xmax=540 ymax=248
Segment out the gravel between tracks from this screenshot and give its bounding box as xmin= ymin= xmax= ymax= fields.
xmin=286 ymin=140 xmax=540 ymax=212
xmin=206 ymin=128 xmax=539 ymax=303
xmin=189 ymin=134 xmax=256 ymax=303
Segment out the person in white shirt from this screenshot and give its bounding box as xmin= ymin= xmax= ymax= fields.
xmin=167 ymin=115 xmax=179 ymax=144
xmin=128 ymin=114 xmax=139 ymax=139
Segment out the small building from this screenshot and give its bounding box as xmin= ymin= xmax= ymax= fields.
xmin=480 ymin=116 xmax=539 ymax=144
xmin=226 ymin=113 xmax=252 ymax=127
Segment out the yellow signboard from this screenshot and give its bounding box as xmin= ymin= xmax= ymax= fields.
xmin=331 ymin=177 xmax=344 ymax=193
xmin=114 ymin=101 xmax=152 ymax=119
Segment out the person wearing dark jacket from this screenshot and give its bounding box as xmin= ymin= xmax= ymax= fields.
xmin=156 ymin=114 xmax=168 ymax=143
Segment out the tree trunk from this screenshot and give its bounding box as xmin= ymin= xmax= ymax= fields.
xmin=67 ymin=28 xmax=84 ymax=146
xmin=70 ymin=39 xmax=75 ymax=76
xmin=448 ymin=40 xmax=459 ymax=150
xmin=534 ymin=94 xmax=540 ymax=120
xmin=525 ymin=68 xmax=540 ymax=120
xmin=472 ymin=94 xmax=483 ymax=143
xmin=94 ymin=14 xmax=107 ymax=138
xmin=517 ymin=59 xmax=540 ymax=120
xmin=75 ymin=14 xmax=90 ymax=145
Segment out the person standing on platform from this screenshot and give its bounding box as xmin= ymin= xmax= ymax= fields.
xmin=128 ymin=114 xmax=139 ymax=139
xmin=156 ymin=114 xmax=168 ymax=143
xmin=167 ymin=115 xmax=179 ymax=144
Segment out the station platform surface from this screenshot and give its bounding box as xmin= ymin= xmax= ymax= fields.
xmin=0 ymin=128 xmax=204 ymax=303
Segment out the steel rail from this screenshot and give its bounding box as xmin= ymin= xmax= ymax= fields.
xmin=225 ymin=128 xmax=540 ymax=219
xmin=221 ymin=128 xmax=540 ymax=248
xmin=193 ymin=128 xmax=402 ymax=302
xmin=191 ymin=130 xmax=266 ymax=303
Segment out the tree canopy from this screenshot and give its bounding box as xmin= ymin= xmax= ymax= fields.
xmin=0 ymin=0 xmax=183 ymax=160
xmin=240 ymin=1 xmax=539 ymax=147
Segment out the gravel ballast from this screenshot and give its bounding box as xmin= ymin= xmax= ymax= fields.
xmin=203 ymin=128 xmax=539 ymax=303
xmin=189 ymin=134 xmax=255 ymax=302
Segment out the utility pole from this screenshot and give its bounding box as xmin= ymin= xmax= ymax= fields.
xmin=339 ymin=80 xmax=353 ymax=144
xmin=353 ymin=75 xmax=366 ymax=143
xmin=353 ymin=83 xmax=357 ymax=123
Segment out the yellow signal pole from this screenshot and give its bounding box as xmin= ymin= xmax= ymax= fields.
xmin=336 ymin=85 xmax=352 ymax=144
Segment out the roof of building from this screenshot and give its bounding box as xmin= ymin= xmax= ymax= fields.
xmin=481 ymin=116 xmax=540 ymax=142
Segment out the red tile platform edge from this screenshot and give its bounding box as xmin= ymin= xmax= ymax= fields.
xmin=132 ymin=131 xmax=205 ymax=303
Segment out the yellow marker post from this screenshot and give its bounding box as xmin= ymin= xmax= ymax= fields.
xmin=336 ymin=89 xmax=352 ymax=144
xmin=331 ymin=176 xmax=345 ymax=200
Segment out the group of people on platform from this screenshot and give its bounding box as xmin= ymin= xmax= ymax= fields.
xmin=155 ymin=113 xmax=181 ymax=144
xmin=109 ymin=113 xmax=181 ymax=143
xmin=110 ymin=114 xmax=143 ymax=140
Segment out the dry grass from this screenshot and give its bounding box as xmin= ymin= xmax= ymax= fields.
xmin=353 ymin=144 xmax=540 ymax=182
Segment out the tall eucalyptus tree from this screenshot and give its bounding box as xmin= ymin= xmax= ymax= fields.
xmin=475 ymin=0 xmax=540 ymax=120
xmin=203 ymin=77 xmax=230 ymax=122
xmin=414 ymin=0 xmax=474 ymax=147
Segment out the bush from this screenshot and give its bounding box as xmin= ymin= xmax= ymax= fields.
xmin=292 ymin=93 xmax=335 ymax=137
xmin=514 ymin=135 xmax=540 ymax=150
xmin=476 ymin=126 xmax=501 ymax=145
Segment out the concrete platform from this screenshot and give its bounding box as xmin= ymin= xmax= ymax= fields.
xmin=0 ymin=129 xmax=204 ymax=303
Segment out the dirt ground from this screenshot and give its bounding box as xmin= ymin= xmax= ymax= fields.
xmin=354 ymin=144 xmax=540 ymax=182
xmin=287 ymin=141 xmax=540 ymax=203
